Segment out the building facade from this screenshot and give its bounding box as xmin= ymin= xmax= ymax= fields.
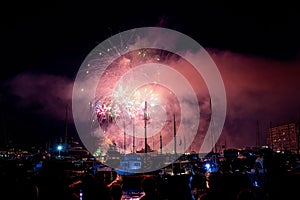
xmin=267 ymin=122 xmax=300 ymax=154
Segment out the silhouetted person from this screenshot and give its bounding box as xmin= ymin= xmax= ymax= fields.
xmin=110 ymin=183 xmax=123 ymax=200
xmin=140 ymin=176 xmax=158 ymax=200
xmin=68 ymin=173 xmax=110 ymax=200
xmin=167 ymin=175 xmax=195 ymax=200
xmin=199 ymin=172 xmax=225 ymax=200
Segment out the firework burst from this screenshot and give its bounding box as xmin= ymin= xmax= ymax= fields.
xmin=72 ymin=28 xmax=227 ymax=172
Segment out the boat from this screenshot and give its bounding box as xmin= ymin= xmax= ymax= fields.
xmin=116 ymin=153 xmax=143 ymax=175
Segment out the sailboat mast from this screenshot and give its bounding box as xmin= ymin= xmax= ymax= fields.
xmin=184 ymin=136 xmax=186 ymax=154
xmin=144 ymin=101 xmax=148 ymax=153
xmin=132 ymin=118 xmax=135 ymax=153
xmin=123 ymin=121 xmax=126 ymax=153
xmin=174 ymin=114 xmax=177 ymax=154
xmin=160 ymin=132 xmax=162 ymax=154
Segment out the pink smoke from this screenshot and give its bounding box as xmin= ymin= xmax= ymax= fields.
xmin=208 ymin=50 xmax=300 ymax=149
xmin=8 ymin=50 xmax=300 ymax=151
xmin=9 ymin=73 xmax=74 ymax=121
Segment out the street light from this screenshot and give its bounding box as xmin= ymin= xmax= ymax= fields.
xmin=57 ymin=145 xmax=63 ymax=157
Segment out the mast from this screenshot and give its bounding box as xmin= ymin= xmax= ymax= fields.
xmin=184 ymin=136 xmax=186 ymax=154
xmin=160 ymin=132 xmax=162 ymax=154
xmin=123 ymin=121 xmax=126 ymax=153
xmin=144 ymin=101 xmax=148 ymax=153
xmin=174 ymin=114 xmax=177 ymax=154
xmin=132 ymin=118 xmax=135 ymax=153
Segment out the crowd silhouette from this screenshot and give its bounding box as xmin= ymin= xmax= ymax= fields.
xmin=0 ymin=148 xmax=299 ymax=200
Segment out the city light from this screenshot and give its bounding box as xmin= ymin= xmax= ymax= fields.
xmin=57 ymin=145 xmax=63 ymax=157
xmin=57 ymin=145 xmax=63 ymax=151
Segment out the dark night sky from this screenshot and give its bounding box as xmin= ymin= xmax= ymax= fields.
xmin=1 ymin=1 xmax=300 ymax=150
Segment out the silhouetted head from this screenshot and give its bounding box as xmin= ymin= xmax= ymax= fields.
xmin=141 ymin=176 xmax=156 ymax=194
xmin=110 ymin=183 xmax=123 ymax=200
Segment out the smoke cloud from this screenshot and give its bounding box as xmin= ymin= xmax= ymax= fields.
xmin=8 ymin=40 xmax=300 ymax=152
xmin=9 ymin=73 xmax=74 ymax=121
xmin=208 ymin=50 xmax=300 ymax=149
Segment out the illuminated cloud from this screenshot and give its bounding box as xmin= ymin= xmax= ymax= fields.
xmin=208 ymin=50 xmax=300 ymax=149
xmin=9 ymin=73 xmax=74 ymax=121
xmin=8 ymin=47 xmax=300 ymax=151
